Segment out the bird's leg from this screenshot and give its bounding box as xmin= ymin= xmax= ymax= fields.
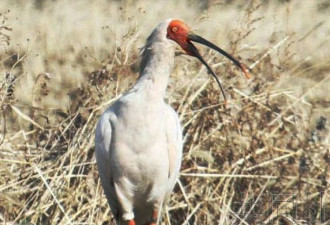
xmin=127 ymin=219 xmax=136 ymax=225
xmin=150 ymin=209 xmax=158 ymax=225
xmin=113 ymin=182 xmax=135 ymax=225
xmin=149 ymin=197 xmax=165 ymax=225
xmin=121 ymin=212 xmax=135 ymax=225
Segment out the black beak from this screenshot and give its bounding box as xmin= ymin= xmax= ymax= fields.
xmin=186 ymin=33 xmax=251 ymax=106
xmin=188 ymin=33 xmax=251 ymax=79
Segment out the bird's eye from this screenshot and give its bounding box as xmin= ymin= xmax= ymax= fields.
xmin=172 ymin=27 xmax=178 ymax=32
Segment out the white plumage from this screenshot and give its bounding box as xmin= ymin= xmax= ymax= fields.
xmin=95 ymin=18 xmax=250 ymax=225
xmin=95 ymin=20 xmax=182 ymax=225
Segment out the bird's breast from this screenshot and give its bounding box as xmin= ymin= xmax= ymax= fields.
xmin=109 ymin=100 xmax=170 ymax=181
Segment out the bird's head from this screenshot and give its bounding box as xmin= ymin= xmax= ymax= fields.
xmin=166 ymin=19 xmax=251 ymax=105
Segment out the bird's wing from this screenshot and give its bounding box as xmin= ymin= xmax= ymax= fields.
xmin=95 ymin=111 xmax=119 ymax=219
xmin=165 ymin=105 xmax=183 ymax=193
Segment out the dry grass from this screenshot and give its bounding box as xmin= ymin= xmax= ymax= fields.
xmin=0 ymin=0 xmax=329 ymax=224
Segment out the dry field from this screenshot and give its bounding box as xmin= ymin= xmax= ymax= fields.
xmin=0 ymin=0 xmax=329 ymax=224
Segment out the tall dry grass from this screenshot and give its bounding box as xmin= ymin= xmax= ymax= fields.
xmin=0 ymin=0 xmax=329 ymax=224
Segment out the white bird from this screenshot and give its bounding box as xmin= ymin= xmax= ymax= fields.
xmin=95 ymin=19 xmax=250 ymax=225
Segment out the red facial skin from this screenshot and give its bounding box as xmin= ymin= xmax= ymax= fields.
xmin=166 ymin=19 xmax=250 ymax=107
xmin=166 ymin=20 xmax=194 ymax=55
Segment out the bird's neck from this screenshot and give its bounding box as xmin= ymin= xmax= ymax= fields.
xmin=132 ymin=45 xmax=174 ymax=102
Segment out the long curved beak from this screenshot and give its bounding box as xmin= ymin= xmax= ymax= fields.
xmin=186 ymin=33 xmax=251 ymax=106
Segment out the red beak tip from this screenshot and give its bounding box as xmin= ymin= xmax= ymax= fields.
xmin=224 ymin=100 xmax=229 ymax=109
xmin=240 ymin=64 xmax=251 ymax=79
xmin=244 ymin=71 xmax=251 ymax=79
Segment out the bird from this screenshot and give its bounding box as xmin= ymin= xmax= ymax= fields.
xmin=95 ymin=19 xmax=250 ymax=225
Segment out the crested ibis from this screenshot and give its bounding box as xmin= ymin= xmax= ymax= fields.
xmin=95 ymin=19 xmax=250 ymax=225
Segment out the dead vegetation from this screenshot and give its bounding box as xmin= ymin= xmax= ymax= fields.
xmin=0 ymin=0 xmax=329 ymax=224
